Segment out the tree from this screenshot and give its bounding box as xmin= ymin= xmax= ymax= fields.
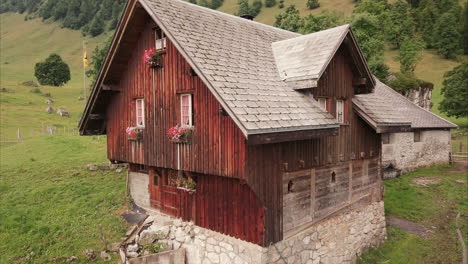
xmin=433 ymin=12 xmax=462 ymax=59
xmin=274 ymin=5 xmax=304 ymax=32
xmin=439 ymin=61 xmax=468 ymax=118
xmin=354 ymin=0 xmax=388 ymax=17
xmin=251 ymin=0 xmax=263 ymax=17
xmin=88 ymin=11 xmax=105 ymax=37
xmin=368 ymin=58 xmax=390 ymax=81
xmin=87 ymin=37 xmax=111 ymax=85
xmin=211 ymin=0 xmax=224 ymax=9
xmin=34 ymin=54 xmax=71 ymax=86
xmin=350 ymin=12 xmax=385 ymax=60
xmin=301 ymin=11 xmax=343 ymax=34
xmin=351 ymin=12 xmax=389 ymax=80
xmin=385 ymin=0 xmax=415 ymax=48
xmin=417 ymin=0 xmax=438 ymax=47
xmin=265 ymin=0 xmax=276 ymax=8
xmin=462 ymin=2 xmax=468 ymax=54
xmin=306 ymin=0 xmax=320 ymax=10
xmin=237 ymin=0 xmax=251 ymax=16
xmin=397 ymin=38 xmax=424 ymax=75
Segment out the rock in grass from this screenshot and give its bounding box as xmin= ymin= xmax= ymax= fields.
xmin=100 ymin=251 xmax=111 ymax=261
xmin=66 ymin=256 xmax=78 ymax=262
xmin=46 ymin=106 xmax=54 ymax=114
xmin=83 ymin=249 xmax=96 ymax=260
xmin=86 ymin=164 xmax=98 ymax=171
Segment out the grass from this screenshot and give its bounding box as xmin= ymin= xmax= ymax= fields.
xmin=359 ymin=165 xmax=468 ymax=264
xmin=0 ymin=135 xmax=127 ymax=264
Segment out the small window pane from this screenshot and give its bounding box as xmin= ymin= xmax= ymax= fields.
xmin=155 ymin=28 xmax=166 ymax=50
xmin=382 ymin=134 xmax=390 ymax=144
xmin=414 ymin=131 xmax=421 ymax=142
xmin=136 ymin=99 xmax=145 ymax=127
xmin=318 ymin=98 xmax=327 ymax=111
xmin=153 ymin=175 xmax=159 ymax=186
xmin=181 ymin=94 xmax=192 ymax=126
xmin=336 ymin=99 xmax=344 ymax=123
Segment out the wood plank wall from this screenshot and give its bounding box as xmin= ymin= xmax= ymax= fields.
xmin=106 ymin=20 xmax=246 ymax=179
xmin=244 ymin=47 xmax=382 ymax=244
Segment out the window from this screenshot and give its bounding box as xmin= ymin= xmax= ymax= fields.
xmin=181 ymin=94 xmax=193 ymax=127
xmin=155 ymin=28 xmax=166 ymax=50
xmin=336 ymin=99 xmax=344 ymax=123
xmin=414 ymin=131 xmax=421 ymax=142
xmin=331 ymin=171 xmax=336 ymax=183
xmin=382 ymin=133 xmax=390 ymax=144
xmin=153 ymin=175 xmax=159 ymax=186
xmin=318 ymin=97 xmax=327 ymax=111
xmin=136 ymin=98 xmax=145 ymax=128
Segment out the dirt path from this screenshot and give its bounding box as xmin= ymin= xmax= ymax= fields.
xmin=386 ymin=216 xmax=429 ymax=236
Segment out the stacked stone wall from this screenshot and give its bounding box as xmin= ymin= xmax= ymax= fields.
xmin=142 ymin=201 xmax=386 ymax=264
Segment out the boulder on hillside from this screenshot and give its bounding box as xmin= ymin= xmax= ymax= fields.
xmin=57 ymin=108 xmax=69 ymax=117
xmin=46 ymin=106 xmax=54 ymax=114
xmin=22 ymin=80 xmax=39 ymax=87
xmin=45 ymin=98 xmax=54 ymax=105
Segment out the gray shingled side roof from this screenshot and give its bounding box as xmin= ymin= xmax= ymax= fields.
xmin=139 ymin=0 xmax=340 ymax=136
xmin=353 ymin=79 xmax=457 ymax=129
xmin=272 ymin=25 xmax=350 ymax=82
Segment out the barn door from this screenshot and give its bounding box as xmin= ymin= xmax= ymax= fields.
xmin=149 ymin=168 xmax=161 ymax=209
xmin=161 ymin=169 xmax=179 ymax=217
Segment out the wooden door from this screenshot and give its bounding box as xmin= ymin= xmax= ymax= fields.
xmin=149 ymin=168 xmax=162 ymax=209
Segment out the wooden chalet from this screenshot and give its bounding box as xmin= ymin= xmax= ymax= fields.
xmin=79 ymin=0 xmax=407 ymax=247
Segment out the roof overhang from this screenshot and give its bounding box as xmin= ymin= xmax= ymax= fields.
xmin=247 ymin=127 xmax=339 ymax=145
xmin=353 ymin=103 xmax=412 ymax=133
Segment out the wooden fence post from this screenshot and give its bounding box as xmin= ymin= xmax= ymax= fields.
xmin=17 ymin=128 xmax=22 ymax=142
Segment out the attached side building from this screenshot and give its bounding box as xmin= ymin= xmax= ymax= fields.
xmin=354 ymin=79 xmax=457 ymax=176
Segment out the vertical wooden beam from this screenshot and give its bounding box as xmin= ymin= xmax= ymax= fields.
xmin=348 ymin=162 xmax=353 ymax=202
xmin=310 ymin=168 xmax=316 ymax=221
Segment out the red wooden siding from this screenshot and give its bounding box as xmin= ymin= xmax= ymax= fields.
xmin=106 ymin=19 xmax=246 ymax=179
xmin=152 ymin=168 xmax=265 ymax=245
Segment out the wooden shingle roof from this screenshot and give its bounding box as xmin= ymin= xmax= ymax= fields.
xmin=353 ymin=79 xmax=457 ymax=131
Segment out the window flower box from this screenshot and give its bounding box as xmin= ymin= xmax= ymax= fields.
xmin=167 ymin=125 xmax=193 ymax=144
xmin=126 ymin=126 xmax=143 ymax=141
xmin=175 ymin=177 xmax=196 ymax=194
xmin=143 ymin=48 xmax=164 ymax=69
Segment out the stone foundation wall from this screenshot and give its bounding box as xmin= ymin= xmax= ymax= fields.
xmin=264 ymin=201 xmax=386 ymax=264
xmin=144 ymin=201 xmax=386 ymax=264
xmin=128 ymin=171 xmax=150 ymax=208
xmin=382 ymin=130 xmax=451 ymax=173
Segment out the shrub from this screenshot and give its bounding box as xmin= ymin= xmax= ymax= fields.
xmin=265 ymin=0 xmax=276 ymax=8
xmin=306 ymin=0 xmax=320 ymax=9
xmin=387 ymin=73 xmax=423 ymax=94
xmin=34 ymin=54 xmax=71 ymax=86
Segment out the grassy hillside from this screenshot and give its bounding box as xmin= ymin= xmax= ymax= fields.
xmin=218 ymin=0 xmax=355 ymax=25
xmin=0 ymin=13 xmax=111 ymax=137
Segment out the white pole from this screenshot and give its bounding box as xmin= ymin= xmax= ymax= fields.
xmin=83 ymin=40 xmax=86 ymax=101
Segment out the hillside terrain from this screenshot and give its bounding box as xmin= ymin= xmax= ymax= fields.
xmin=0 ymin=13 xmax=111 ymax=137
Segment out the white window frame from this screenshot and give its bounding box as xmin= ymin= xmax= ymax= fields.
xmin=336 ymin=99 xmax=344 ymax=124
xmin=155 ymin=28 xmax=167 ymax=51
xmin=317 ymin=97 xmax=327 ymax=111
xmin=135 ymin=98 xmax=145 ymax=128
xmin=180 ymin=94 xmax=193 ymax=127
